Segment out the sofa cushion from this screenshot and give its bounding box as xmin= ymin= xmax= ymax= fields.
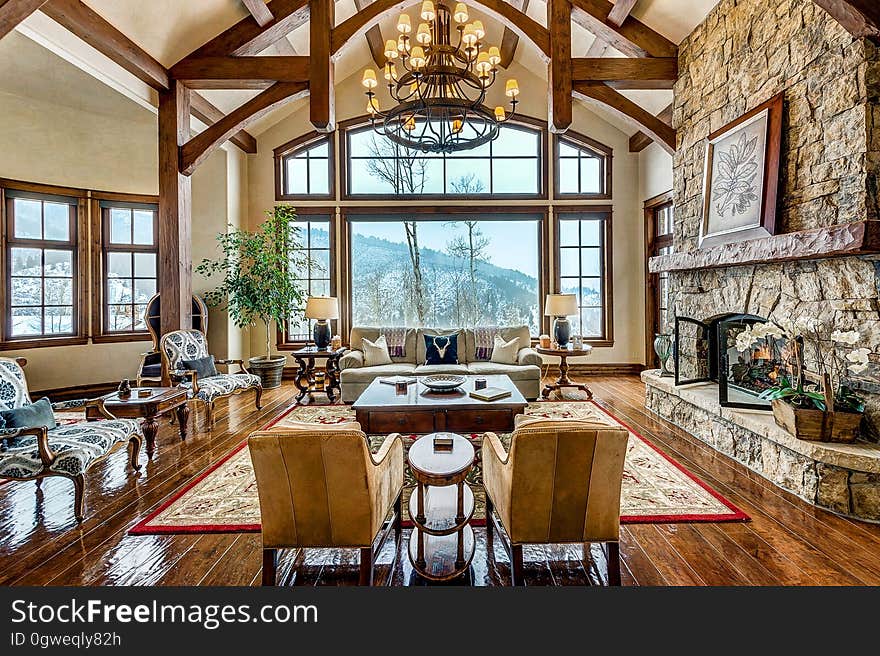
xmin=0 ymin=397 xmax=56 ymax=431
xmin=180 ymin=355 xmax=218 ymax=379
xmin=490 ymin=335 xmax=520 ymax=364
xmin=464 ymin=326 xmax=531 ymax=362
xmin=417 ymin=328 xmax=463 ymax=363
xmin=467 ymin=362 xmax=541 ymax=381
xmin=350 ymin=327 xmax=416 ymax=363
xmin=362 ymin=335 xmax=393 ymax=366
xmin=414 ymin=364 xmax=470 ymax=376
xmin=340 ymin=363 xmax=416 ymax=383
xmin=423 ymin=333 xmax=460 ymax=365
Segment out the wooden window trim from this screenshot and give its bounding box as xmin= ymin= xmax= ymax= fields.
xmin=553 ymin=130 xmax=613 ymax=201
xmin=91 ymin=194 xmax=159 ymax=344
xmin=553 ymin=204 xmax=614 ymax=347
xmin=341 ymin=205 xmax=549 ymax=340
xmin=0 ymin=181 xmax=88 ymax=349
xmin=644 ymin=190 xmax=674 ymax=366
xmin=276 ymin=207 xmax=337 ymax=350
xmin=274 ymin=131 xmax=336 ymax=201
xmin=339 ymin=114 xmax=549 ymax=202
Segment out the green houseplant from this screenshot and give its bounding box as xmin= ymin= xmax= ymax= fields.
xmin=196 ymin=205 xmax=314 ymax=389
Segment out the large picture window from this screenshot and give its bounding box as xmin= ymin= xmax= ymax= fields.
xmin=348 ymin=211 xmax=543 ymax=335
xmin=274 ymin=133 xmax=334 ymax=200
xmin=4 ymin=190 xmax=80 ymax=342
xmin=556 ymin=207 xmax=612 ymax=344
xmin=343 ymin=121 xmax=545 ymax=198
xmin=101 ymin=201 xmax=158 ymax=335
xmin=554 ymin=132 xmax=612 ymax=199
xmin=285 ymin=213 xmax=333 ymax=344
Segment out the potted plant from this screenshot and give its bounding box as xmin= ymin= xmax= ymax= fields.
xmin=196 ymin=205 xmax=316 ymax=389
xmin=736 ymin=319 xmax=868 ymax=443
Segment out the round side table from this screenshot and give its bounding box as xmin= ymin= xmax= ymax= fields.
xmin=407 ymin=432 xmax=475 ymax=582
xmin=536 ymin=345 xmax=594 ymax=400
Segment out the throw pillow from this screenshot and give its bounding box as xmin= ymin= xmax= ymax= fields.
xmin=0 ymin=397 xmax=56 ymax=431
xmin=362 ymin=335 xmax=393 ymax=366
xmin=179 ymin=355 xmax=218 ymax=379
xmin=490 ymin=335 xmax=519 ymax=364
xmin=424 ymin=333 xmax=459 ymax=365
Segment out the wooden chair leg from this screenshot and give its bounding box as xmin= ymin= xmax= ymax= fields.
xmin=262 ymin=548 xmax=277 ymax=586
xmin=511 ymin=544 xmax=524 ymax=587
xmin=129 ymin=435 xmax=142 ymax=470
xmin=72 ymin=474 xmax=86 ymax=522
xmin=205 ymin=401 xmax=214 ymax=430
xmin=35 ymin=478 xmax=42 ymax=490
xmin=607 ymin=542 xmax=621 ymax=586
xmin=255 ymin=387 xmax=263 ymax=410
xmin=359 ymin=547 xmax=373 ymax=586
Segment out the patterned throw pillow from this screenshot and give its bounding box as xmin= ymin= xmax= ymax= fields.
xmin=180 ymin=355 xmax=218 ymax=379
xmin=490 ymin=335 xmax=519 ymax=364
xmin=362 ymin=335 xmax=393 ymax=366
xmin=0 ymin=397 xmax=56 ymax=430
xmin=424 ymin=333 xmax=459 ymax=365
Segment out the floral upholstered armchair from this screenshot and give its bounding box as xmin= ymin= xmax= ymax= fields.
xmin=0 ymin=358 xmax=143 ymax=522
xmin=160 ymin=329 xmax=262 ymax=430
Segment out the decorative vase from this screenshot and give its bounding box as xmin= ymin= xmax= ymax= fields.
xmin=248 ymin=355 xmax=286 ymax=390
xmin=770 ymin=399 xmax=862 ymax=444
xmin=653 ymin=333 xmax=674 ymax=377
xmin=117 ymin=378 xmax=132 ymax=399
xmin=313 ymin=319 xmax=331 ymax=350
xmin=553 ymin=317 xmax=571 ymax=348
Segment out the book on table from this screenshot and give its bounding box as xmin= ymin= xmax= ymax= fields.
xmin=469 ymin=387 xmax=512 ymax=402
xmin=379 ymin=375 xmax=417 ymax=386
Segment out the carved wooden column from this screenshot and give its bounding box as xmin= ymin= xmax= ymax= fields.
xmin=310 ymin=0 xmax=335 ymax=132
xmin=158 ymin=79 xmax=193 ymax=337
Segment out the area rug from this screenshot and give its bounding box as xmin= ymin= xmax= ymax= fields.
xmin=129 ymin=400 xmax=748 ymax=535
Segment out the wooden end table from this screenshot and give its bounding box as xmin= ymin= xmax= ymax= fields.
xmin=536 ymin=345 xmax=594 ymax=400
xmin=87 ymin=387 xmax=189 ymax=457
xmin=291 ymin=346 xmax=346 ymax=405
xmin=407 ymin=432 xmax=475 ymax=582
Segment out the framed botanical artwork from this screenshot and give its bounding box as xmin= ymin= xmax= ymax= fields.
xmin=699 ymin=92 xmax=783 ymax=249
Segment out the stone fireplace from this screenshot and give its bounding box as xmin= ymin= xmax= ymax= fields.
xmin=643 ymin=0 xmax=880 ymax=521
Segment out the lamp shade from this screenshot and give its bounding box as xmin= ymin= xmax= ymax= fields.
xmin=544 ymin=294 xmax=577 ymax=317
xmin=304 ymin=296 xmax=339 ymax=320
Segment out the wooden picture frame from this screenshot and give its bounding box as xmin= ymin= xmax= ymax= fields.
xmin=699 ymin=92 xmax=783 ymax=249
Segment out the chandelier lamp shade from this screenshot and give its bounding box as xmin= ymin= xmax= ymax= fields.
xmin=361 ymin=1 xmax=520 ymax=154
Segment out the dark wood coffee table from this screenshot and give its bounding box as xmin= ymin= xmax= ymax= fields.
xmin=87 ymin=387 xmax=189 ymax=457
xmin=352 ymin=374 xmax=527 ymax=434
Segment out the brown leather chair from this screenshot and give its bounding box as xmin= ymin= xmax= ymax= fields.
xmin=248 ymin=422 xmax=404 ymax=586
xmin=482 ymin=415 xmax=629 ymax=586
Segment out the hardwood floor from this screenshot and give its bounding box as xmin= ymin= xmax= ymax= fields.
xmin=3 ymin=375 xmax=880 ymax=586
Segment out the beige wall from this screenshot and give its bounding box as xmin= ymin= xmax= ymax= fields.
xmin=248 ymin=65 xmax=648 ymax=366
xmin=638 ymin=142 xmax=673 ymax=202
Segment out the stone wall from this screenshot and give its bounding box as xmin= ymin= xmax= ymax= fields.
xmin=667 ymin=0 xmax=880 ymax=439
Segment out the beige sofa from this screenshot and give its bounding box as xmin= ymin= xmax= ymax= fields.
xmin=339 ymin=326 xmax=543 ymax=403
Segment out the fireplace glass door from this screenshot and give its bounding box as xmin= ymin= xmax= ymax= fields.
xmin=674 ymin=316 xmax=711 ymax=385
xmin=717 ymin=315 xmax=784 ymax=410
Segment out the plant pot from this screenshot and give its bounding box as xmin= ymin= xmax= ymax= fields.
xmin=770 ymin=399 xmax=862 ymax=443
xmin=248 ymin=355 xmax=286 ymax=390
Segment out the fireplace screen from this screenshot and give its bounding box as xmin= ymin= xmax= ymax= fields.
xmin=675 ymin=313 xmax=785 ymax=410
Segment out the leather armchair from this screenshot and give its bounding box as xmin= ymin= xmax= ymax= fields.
xmin=248 ymin=421 xmax=404 ymax=586
xmin=483 ymin=415 xmax=629 ymax=586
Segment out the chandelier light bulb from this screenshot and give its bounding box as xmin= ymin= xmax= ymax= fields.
xmin=462 ymin=24 xmax=477 ymax=46
xmin=472 ymin=20 xmax=485 ymax=40
xmin=397 ymin=35 xmax=410 ymax=52
xmin=410 ymin=46 xmax=426 ymax=67
xmin=361 ymin=68 xmax=378 ymax=89
xmin=403 ymin=116 xmax=417 ymax=131
xmin=384 ymin=39 xmax=398 ymax=59
xmin=453 ymin=3 xmax=468 ymax=23
xmin=420 ymin=0 xmax=436 ymax=21
xmin=452 ymin=118 xmax=463 ymax=133
xmin=397 ymin=14 xmax=411 ymax=34
xmin=505 ymin=78 xmax=520 ymax=97
xmin=488 ymin=46 xmax=501 ymax=67
xmin=475 ymin=51 xmax=491 ymax=74
xmin=494 ymin=106 xmax=506 ymax=121
xmin=367 ymin=99 xmax=378 ymax=115
xmin=384 ymin=62 xmax=396 ymax=80
xmin=416 ymin=23 xmax=432 ymax=45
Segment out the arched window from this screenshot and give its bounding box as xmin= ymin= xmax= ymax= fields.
xmin=554 ymin=131 xmax=612 ymax=199
xmin=274 ymin=132 xmax=335 ymax=200
xmin=342 ymin=119 xmax=546 ymax=199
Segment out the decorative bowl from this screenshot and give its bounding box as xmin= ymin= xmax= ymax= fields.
xmin=421 ymin=374 xmax=466 ymax=392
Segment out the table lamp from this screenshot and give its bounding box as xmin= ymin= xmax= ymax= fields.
xmin=544 ymin=294 xmax=578 ymax=348
xmin=304 ymin=296 xmax=339 ymax=350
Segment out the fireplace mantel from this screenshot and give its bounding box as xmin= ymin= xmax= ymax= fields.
xmin=648 ymin=220 xmax=880 ymax=273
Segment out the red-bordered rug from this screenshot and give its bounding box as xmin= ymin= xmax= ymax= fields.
xmin=129 ymin=400 xmax=748 ymax=535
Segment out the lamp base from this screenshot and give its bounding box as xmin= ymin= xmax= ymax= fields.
xmin=553 ymin=317 xmax=571 ymax=348
xmin=313 ymin=319 xmax=331 ymax=350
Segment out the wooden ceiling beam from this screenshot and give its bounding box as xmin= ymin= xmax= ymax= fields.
xmin=186 ymin=0 xmax=309 ymax=60
xmin=629 ymin=102 xmax=673 ymax=152
xmin=584 ymin=36 xmax=610 ymax=57
xmin=241 ymin=0 xmax=273 ymax=27
xmin=499 ymin=0 xmax=529 ymax=68
xmin=812 ymin=0 xmax=880 ymax=39
xmin=353 ymin=0 xmax=385 ymax=68
xmin=606 ymin=0 xmax=637 ymax=27
xmin=0 ymin=0 xmax=48 ymax=41
xmin=170 ymin=55 xmax=309 ymax=87
xmin=571 ymin=56 xmax=677 ymax=89
xmin=189 ymin=92 xmax=257 ymax=154
xmin=181 ymin=81 xmax=307 ymax=175
xmin=310 ymin=0 xmax=334 ymax=131
xmin=40 ymin=0 xmax=169 ymax=90
xmin=548 ymin=0 xmax=572 ymax=132
xmin=574 ymin=81 xmax=675 ymax=153
xmin=570 ymin=0 xmax=676 ymax=58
